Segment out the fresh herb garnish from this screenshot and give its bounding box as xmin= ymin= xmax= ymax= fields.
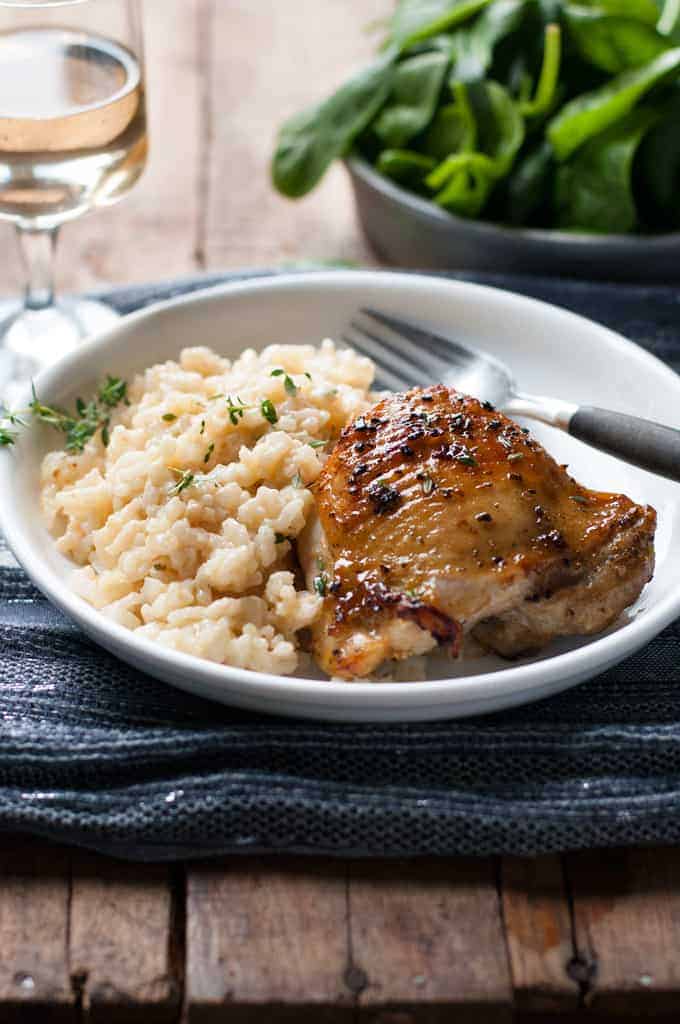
xmin=313 ymin=572 xmax=328 ymax=597
xmin=169 ymin=467 xmax=196 ymax=495
xmin=308 ymin=439 xmax=327 ymax=449
xmin=291 ymin=471 xmax=303 ymax=488
xmin=203 ymin=442 xmax=215 ymax=464
xmin=0 ymin=406 xmax=25 ymax=447
xmin=162 ymin=413 xmax=177 ymax=422
xmin=456 ymin=452 xmax=477 ymax=467
xmin=226 ymin=395 xmax=248 ymax=425
xmin=271 ymin=367 xmax=298 ymax=395
xmin=26 ymin=377 xmax=129 ymax=454
xmin=260 ymin=398 xmax=278 ymax=424
xmin=274 ymin=532 xmax=288 ymax=544
xmin=199 ymin=419 xmax=206 ymax=435
xmin=507 ymin=452 xmax=524 ymax=463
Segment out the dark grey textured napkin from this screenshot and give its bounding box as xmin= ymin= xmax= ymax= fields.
xmin=1 ymin=268 xmax=679 ymax=861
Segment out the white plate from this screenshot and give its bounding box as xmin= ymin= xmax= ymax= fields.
xmin=1 ymin=271 xmax=679 ymax=722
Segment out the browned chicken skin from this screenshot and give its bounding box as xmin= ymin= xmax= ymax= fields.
xmin=300 ymin=385 xmax=656 ymax=679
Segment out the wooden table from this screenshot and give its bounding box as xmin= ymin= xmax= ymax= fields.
xmin=1 ymin=2 xmax=679 ymax=1020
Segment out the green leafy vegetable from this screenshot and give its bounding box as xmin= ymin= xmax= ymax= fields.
xmin=389 ymin=0 xmax=493 ymax=50
xmin=374 ymin=51 xmax=450 ymax=146
xmin=272 ymin=53 xmax=395 ymax=198
xmin=376 ymin=147 xmax=437 ymax=184
xmin=548 ymin=46 xmax=680 ymax=159
xmin=555 ymin=106 xmax=659 ymax=229
xmin=633 ymin=90 xmax=680 ymax=226
xmin=518 ymin=23 xmax=561 ymax=115
xmin=564 ymin=6 xmax=669 ymax=74
xmin=426 ymin=80 xmax=524 ymax=214
xmin=271 ymin=0 xmax=680 ymax=233
xmin=450 ymin=0 xmax=527 ymax=83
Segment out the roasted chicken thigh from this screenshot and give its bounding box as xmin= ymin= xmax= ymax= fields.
xmin=300 ymin=385 xmax=656 ymax=679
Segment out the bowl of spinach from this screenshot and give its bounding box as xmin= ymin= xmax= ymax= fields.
xmin=271 ymin=0 xmax=680 ymax=280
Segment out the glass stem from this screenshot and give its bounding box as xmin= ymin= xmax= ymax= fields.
xmin=16 ymin=226 xmax=58 ymax=312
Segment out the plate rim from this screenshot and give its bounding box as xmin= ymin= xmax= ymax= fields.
xmin=1 ymin=268 xmax=678 ymax=715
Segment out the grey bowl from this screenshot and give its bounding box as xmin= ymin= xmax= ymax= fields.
xmin=346 ymin=155 xmax=680 ymax=281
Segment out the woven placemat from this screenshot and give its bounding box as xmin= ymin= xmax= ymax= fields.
xmin=1 ymin=268 xmax=678 ymax=861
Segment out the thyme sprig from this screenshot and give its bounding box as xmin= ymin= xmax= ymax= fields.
xmin=1 ymin=376 xmax=128 ymax=453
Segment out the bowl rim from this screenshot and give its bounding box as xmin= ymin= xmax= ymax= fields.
xmin=1 ymin=268 xmax=679 ymax=715
xmin=346 ymin=153 xmax=680 ymax=250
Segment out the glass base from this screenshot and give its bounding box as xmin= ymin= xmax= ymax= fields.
xmin=0 ymin=297 xmax=119 ymax=406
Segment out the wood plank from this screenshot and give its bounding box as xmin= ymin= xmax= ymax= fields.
xmin=0 ymin=0 xmax=202 ymax=297
xmin=68 ymin=852 xmax=180 ymax=1023
xmin=0 ymin=837 xmax=74 ymax=1022
xmin=349 ymin=858 xmax=513 ymax=1023
xmin=202 ymin=0 xmax=383 ymax=270
xmin=500 ymin=855 xmax=578 ymax=1013
xmin=567 ymin=846 xmax=680 ymax=1015
xmin=185 ymin=857 xmax=352 ymax=1023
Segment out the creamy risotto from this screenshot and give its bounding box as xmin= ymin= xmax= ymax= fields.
xmin=40 ymin=341 xmax=375 ymax=675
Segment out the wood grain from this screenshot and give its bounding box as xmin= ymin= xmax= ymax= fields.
xmin=0 ymin=838 xmax=74 ymax=1022
xmin=567 ymin=846 xmax=680 ymax=1015
xmin=185 ymin=857 xmax=352 ymax=1023
xmin=501 ymin=856 xmax=578 ymax=1013
xmin=348 ymin=858 xmax=513 ymax=1023
xmin=201 ymin=0 xmax=383 ymax=270
xmin=69 ymin=852 xmax=181 ymax=1023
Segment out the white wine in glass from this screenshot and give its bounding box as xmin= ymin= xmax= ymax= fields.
xmin=0 ymin=0 xmax=147 ymax=400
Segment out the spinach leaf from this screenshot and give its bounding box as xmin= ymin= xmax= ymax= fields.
xmin=572 ymin=0 xmax=662 ymax=21
xmin=374 ymin=51 xmax=449 ymax=146
xmin=564 ymin=7 xmax=669 ymax=74
xmin=547 ymin=46 xmax=680 ymax=159
xmin=634 ymin=90 xmax=680 ymax=225
xmin=555 ymin=106 xmax=659 ymax=229
xmin=450 ymin=0 xmax=528 ymax=83
xmin=422 ymin=82 xmax=478 ymax=157
xmin=390 ymin=0 xmax=494 ymax=51
xmin=518 ymin=23 xmax=562 ymax=115
xmin=658 ymin=0 xmax=680 ymax=41
xmin=502 ymin=139 xmax=555 ymax=222
xmin=426 ymin=80 xmax=524 ymax=214
xmin=376 ymin=148 xmax=438 ymax=186
xmin=272 ymin=54 xmax=395 ymax=197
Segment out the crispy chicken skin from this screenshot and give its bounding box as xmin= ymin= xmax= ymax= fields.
xmin=300 ymin=385 xmax=656 ymax=679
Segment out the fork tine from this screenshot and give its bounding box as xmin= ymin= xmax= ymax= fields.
xmin=350 ymin=319 xmax=460 ymax=377
xmin=341 ymin=333 xmax=411 ymax=392
xmin=361 ymin=308 xmax=477 ymax=368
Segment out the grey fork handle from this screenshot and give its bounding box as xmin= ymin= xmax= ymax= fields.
xmin=569 ymin=406 xmax=680 ymax=482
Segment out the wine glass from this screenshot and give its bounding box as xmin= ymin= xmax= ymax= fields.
xmin=0 ymin=0 xmax=147 ymax=401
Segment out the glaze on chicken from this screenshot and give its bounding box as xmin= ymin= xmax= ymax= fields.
xmin=299 ymin=385 xmax=656 ymax=679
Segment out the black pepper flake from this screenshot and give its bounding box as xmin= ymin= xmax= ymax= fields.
xmin=354 ymin=441 xmax=366 ymax=453
xmin=492 ymin=555 xmax=505 ymax=566
xmin=368 ymin=481 xmax=402 ymax=515
xmin=538 ymin=529 xmax=567 ymax=549
xmin=407 ymin=428 xmax=425 ymax=441
xmin=521 ymin=427 xmax=530 ymax=435
xmin=482 ymin=400 xmax=495 ymax=411
xmin=487 ymin=420 xmax=502 ymax=431
xmin=400 ymin=443 xmax=414 ymax=456
xmin=475 ymin=512 xmax=493 ymax=522
xmin=421 ymin=394 xmax=434 ymax=402
xmin=508 ymin=472 xmax=522 ymax=482
xmin=354 ymin=417 xmax=368 ymax=432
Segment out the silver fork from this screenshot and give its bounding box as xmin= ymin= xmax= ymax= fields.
xmin=343 ymin=309 xmax=680 ymax=483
